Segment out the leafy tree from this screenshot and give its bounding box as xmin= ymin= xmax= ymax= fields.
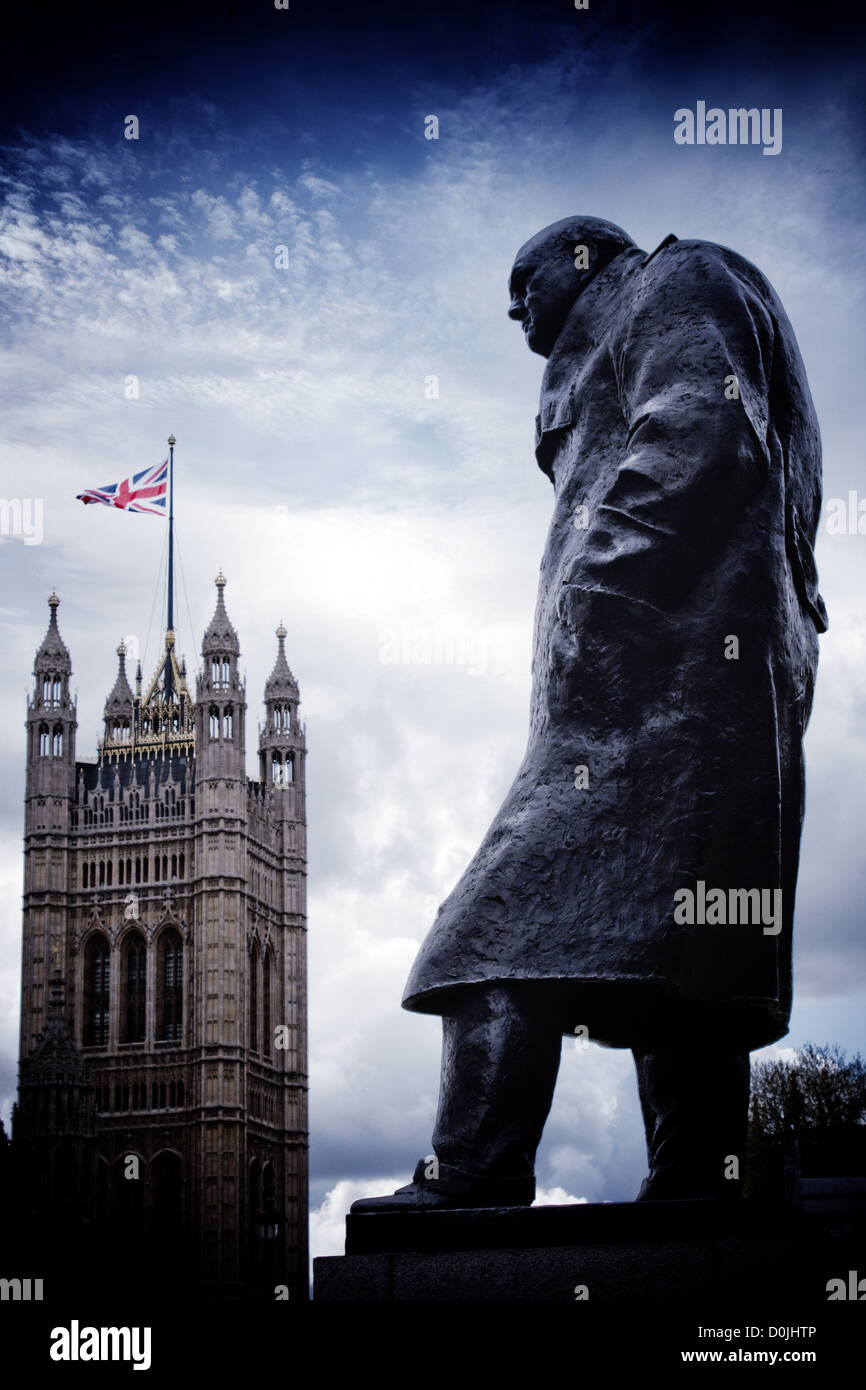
xmin=746 ymin=1043 xmax=866 ymax=1196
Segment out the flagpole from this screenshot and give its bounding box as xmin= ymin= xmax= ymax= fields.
xmin=166 ymin=434 xmax=176 ymax=700
xmin=167 ymin=434 xmax=176 ymax=634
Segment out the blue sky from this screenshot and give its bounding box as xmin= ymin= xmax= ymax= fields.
xmin=1 ymin=0 xmax=864 ymax=1265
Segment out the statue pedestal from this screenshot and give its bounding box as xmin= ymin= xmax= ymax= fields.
xmin=313 ymin=1198 xmax=862 ymax=1301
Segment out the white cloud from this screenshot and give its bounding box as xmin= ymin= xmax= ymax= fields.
xmin=534 ymin=1188 xmax=588 ymax=1206
xmin=297 ymin=174 xmax=341 ymax=201
xmin=309 ymin=1177 xmax=405 ymax=1272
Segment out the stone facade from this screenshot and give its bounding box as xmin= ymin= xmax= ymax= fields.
xmin=16 ymin=577 xmax=308 ymax=1297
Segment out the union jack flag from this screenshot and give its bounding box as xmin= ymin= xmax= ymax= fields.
xmin=77 ymin=459 xmax=168 ymax=516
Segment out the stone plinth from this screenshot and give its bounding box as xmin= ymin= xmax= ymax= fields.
xmin=313 ymin=1199 xmax=865 ymax=1301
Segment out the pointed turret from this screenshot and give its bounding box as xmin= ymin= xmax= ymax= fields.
xmin=106 ymin=642 xmax=134 ymax=710
xmin=23 ymin=596 xmax=77 ymax=1065
xmin=102 ymin=642 xmax=134 ymax=749
xmin=265 ymin=622 xmax=299 ymax=702
xmin=202 ymin=570 xmax=240 ymax=661
xmin=259 ymin=622 xmax=304 ymax=794
xmin=34 ymin=591 xmax=72 ymax=686
xmin=196 ymin=572 xmax=246 ymax=778
xmin=26 ymin=592 xmax=77 ymax=787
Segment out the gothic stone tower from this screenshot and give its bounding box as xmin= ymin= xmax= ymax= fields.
xmin=17 ymin=578 xmax=309 ymax=1298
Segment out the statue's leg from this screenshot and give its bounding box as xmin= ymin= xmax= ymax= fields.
xmin=632 ymin=1043 xmax=751 ymax=1200
xmin=431 ymin=981 xmax=563 ymax=1186
xmin=350 ymin=982 xmax=563 ymax=1212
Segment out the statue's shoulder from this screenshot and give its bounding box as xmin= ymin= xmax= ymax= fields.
xmin=638 ymin=236 xmax=781 ymax=317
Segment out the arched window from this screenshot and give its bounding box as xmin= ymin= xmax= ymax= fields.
xmin=169 ymin=1080 xmax=176 ymax=1107
xmin=262 ymin=950 xmax=271 ymax=1057
xmin=171 ymin=853 xmax=177 ymax=880
xmin=209 ymin=707 xmax=219 ymax=738
xmin=159 ymin=929 xmax=183 ymax=1042
xmin=52 ymin=726 xmax=63 ymax=756
xmin=39 ymin=725 xmax=49 ymax=756
xmin=82 ymin=862 xmax=89 ymax=888
xmin=179 ymin=853 xmax=185 ymax=879
xmin=272 ymin=755 xmax=282 ymax=785
xmin=285 ymin=754 xmax=294 ymax=784
xmin=122 ymin=931 xmax=146 ymax=1044
xmin=211 ymin=657 xmax=231 ymax=690
xmin=249 ymin=943 xmax=259 ymax=1054
xmin=281 ymin=707 xmax=291 ymax=733
xmin=272 ymin=707 xmax=280 ymax=732
xmin=223 ymin=709 xmax=233 ymax=739
xmin=84 ymin=935 xmax=110 ymax=1047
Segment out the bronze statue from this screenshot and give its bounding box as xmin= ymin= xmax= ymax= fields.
xmin=355 ymin=217 xmax=827 ymax=1211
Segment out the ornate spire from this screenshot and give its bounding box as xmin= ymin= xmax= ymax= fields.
xmin=34 ymin=591 xmax=71 ymax=675
xmin=265 ymin=621 xmax=299 ymax=699
xmin=104 ymin=641 xmax=134 ymax=717
xmin=130 ymin=631 xmax=195 ymax=760
xmin=19 ymin=971 xmax=89 ymax=1088
xmin=202 ymin=571 xmax=239 ymax=656
xmin=16 ymin=969 xmax=96 ymax=1155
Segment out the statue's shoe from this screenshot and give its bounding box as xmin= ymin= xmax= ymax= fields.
xmin=350 ymin=1159 xmax=535 ymax=1213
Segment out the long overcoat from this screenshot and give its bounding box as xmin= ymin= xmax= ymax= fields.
xmin=402 ymin=236 xmax=828 ymax=1049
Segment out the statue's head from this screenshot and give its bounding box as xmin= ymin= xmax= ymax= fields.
xmin=508 ymin=217 xmax=635 ymax=357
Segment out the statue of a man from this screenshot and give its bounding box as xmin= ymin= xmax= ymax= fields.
xmin=355 ymin=217 xmax=827 ymax=1212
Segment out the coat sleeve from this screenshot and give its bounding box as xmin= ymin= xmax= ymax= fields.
xmin=563 ymin=250 xmax=776 ymax=616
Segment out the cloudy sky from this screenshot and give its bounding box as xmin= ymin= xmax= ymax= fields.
xmin=1 ymin=0 xmax=864 ymax=1269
